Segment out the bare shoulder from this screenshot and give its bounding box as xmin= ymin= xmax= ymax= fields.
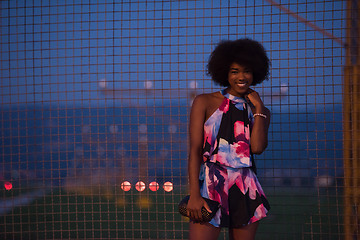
xmin=192 ymin=91 xmax=223 ymax=107
xmin=192 ymin=91 xmax=224 ymax=120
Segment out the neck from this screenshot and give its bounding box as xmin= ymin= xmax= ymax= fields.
xmin=225 ymin=87 xmax=246 ymax=98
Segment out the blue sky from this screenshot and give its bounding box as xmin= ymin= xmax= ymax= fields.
xmin=1 ymin=0 xmax=346 ymax=110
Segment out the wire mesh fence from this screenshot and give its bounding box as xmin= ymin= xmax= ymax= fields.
xmin=0 ymin=0 xmax=354 ymax=239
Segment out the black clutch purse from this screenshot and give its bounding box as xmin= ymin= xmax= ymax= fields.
xmin=178 ymin=195 xmax=221 ymax=222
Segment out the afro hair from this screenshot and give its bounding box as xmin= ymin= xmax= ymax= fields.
xmin=207 ymin=38 xmax=270 ymax=87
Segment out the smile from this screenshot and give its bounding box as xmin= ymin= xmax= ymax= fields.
xmin=236 ymin=82 xmax=248 ymax=87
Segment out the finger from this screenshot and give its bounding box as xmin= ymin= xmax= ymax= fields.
xmin=195 ymin=210 xmax=203 ymax=222
xmin=247 ymin=87 xmax=254 ymax=92
xmin=203 ymin=202 xmax=212 ymax=213
xmin=248 ymin=91 xmax=259 ymax=99
xmin=246 ymin=91 xmax=262 ymax=104
xmin=245 ymin=89 xmax=255 ymax=99
xmin=188 ymin=208 xmax=194 ymax=217
xmin=188 ymin=210 xmax=197 ymax=221
xmin=245 ymin=94 xmax=253 ymax=104
xmin=190 ymin=209 xmax=199 ymax=221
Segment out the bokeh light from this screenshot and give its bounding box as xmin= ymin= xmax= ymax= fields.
xmin=120 ymin=181 xmax=131 ymax=191
xmin=4 ymin=181 xmax=12 ymax=190
xmin=135 ymin=181 xmax=146 ymax=192
xmin=163 ymin=182 xmax=173 ymax=192
xmin=149 ymin=181 xmax=159 ymax=191
xmin=138 ymin=197 xmax=151 ymax=208
xmin=144 ymin=80 xmax=153 ymax=89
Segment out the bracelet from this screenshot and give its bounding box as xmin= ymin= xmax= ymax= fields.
xmin=253 ymin=113 xmax=267 ymax=119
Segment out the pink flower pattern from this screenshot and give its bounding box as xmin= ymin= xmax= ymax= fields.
xmin=203 ymin=90 xmax=253 ymax=168
xmin=199 ymin=89 xmax=270 ymax=228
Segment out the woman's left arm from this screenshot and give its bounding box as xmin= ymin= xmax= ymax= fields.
xmin=246 ymin=89 xmax=271 ymax=154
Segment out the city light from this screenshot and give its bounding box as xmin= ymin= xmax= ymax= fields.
xmin=149 ymin=182 xmax=159 ymax=191
xmin=120 ymin=181 xmax=131 ymax=191
xmin=4 ymin=181 xmax=12 ymax=191
xmin=135 ymin=181 xmax=146 ymax=192
xmin=120 ymin=181 xmax=173 ymax=192
xmin=163 ymin=182 xmax=173 ymax=192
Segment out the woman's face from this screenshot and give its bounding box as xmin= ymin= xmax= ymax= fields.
xmin=227 ymin=62 xmax=253 ymax=97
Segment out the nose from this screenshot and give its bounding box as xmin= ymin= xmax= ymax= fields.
xmin=238 ymin=71 xmax=246 ymax=80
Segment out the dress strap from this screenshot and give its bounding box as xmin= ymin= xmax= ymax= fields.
xmin=220 ymin=89 xmax=247 ymax=104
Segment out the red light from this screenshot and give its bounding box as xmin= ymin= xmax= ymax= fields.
xmin=163 ymin=182 xmax=173 ymax=192
xmin=121 ymin=181 xmax=131 ymax=191
xmin=149 ymin=181 xmax=159 ymax=191
xmin=135 ymin=181 xmax=146 ymax=192
xmin=4 ymin=182 xmax=12 ymax=191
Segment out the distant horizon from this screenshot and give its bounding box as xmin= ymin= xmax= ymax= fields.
xmin=0 ymin=99 xmax=344 ymax=113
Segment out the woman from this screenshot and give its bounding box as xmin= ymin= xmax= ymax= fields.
xmin=187 ymin=38 xmax=271 ymax=240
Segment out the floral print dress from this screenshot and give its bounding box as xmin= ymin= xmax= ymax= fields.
xmin=199 ymin=89 xmax=270 ymax=228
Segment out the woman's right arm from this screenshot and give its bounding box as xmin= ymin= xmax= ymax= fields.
xmin=187 ymin=94 xmax=211 ymax=222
